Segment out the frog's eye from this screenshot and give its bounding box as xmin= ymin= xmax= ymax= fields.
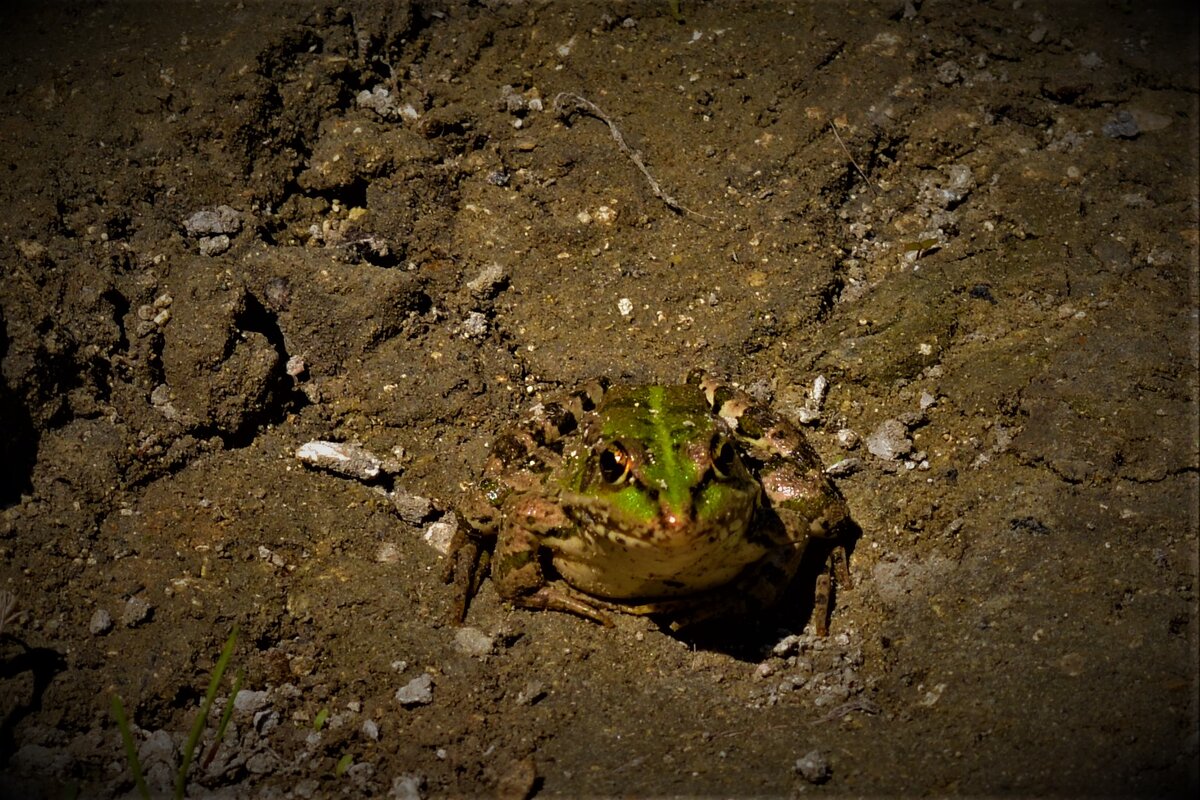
xmin=599 ymin=442 xmax=633 ymax=485
xmin=711 ymin=437 xmax=739 ymax=478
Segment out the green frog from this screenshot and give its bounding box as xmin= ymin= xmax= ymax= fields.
xmin=449 ymin=373 xmax=851 ymax=632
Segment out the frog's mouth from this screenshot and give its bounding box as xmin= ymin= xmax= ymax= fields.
xmin=555 ymin=486 xmax=769 ymax=599
xmin=561 ymin=480 xmax=760 ymax=545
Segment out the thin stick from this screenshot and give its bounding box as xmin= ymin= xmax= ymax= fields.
xmin=552 ymin=92 xmax=713 ymax=219
xmin=829 ymin=121 xmax=878 ymax=197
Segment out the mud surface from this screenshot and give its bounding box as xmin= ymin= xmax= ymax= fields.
xmin=1 ymin=1 xmax=1197 ymax=797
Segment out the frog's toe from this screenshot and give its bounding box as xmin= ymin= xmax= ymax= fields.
xmin=519 ymin=586 xmax=615 ymax=627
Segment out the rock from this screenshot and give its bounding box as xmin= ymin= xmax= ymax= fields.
xmin=1103 ymin=110 xmax=1139 ymax=139
xmin=376 ymin=542 xmax=401 ymax=563
xmin=423 ymin=513 xmax=457 ymax=554
xmin=453 ymin=627 xmax=495 ymax=657
xmin=198 ymin=234 xmax=231 ymax=256
xmin=866 ymin=419 xmax=913 ymax=460
xmin=122 ymin=596 xmax=152 ymax=627
xmin=356 ymin=86 xmax=405 ymax=120
xmin=466 ymin=262 xmax=508 ymax=296
xmin=253 ymin=710 xmax=279 ymax=735
xmin=183 ymin=205 xmax=242 ymax=237
xmin=826 ymin=457 xmax=862 ymax=477
xmin=88 ymin=608 xmax=112 ymax=635
xmin=233 ymin=689 xmax=269 ymax=714
xmin=389 ymin=774 xmax=425 ymax=800
xmin=138 ymin=729 xmax=176 ymax=767
xmin=395 ymin=674 xmax=434 ymax=707
xmin=392 ymin=488 xmax=433 ymax=524
xmin=836 ymin=428 xmax=860 ymax=449
xmin=246 ymin=750 xmax=280 ymax=774
xmin=794 ymin=749 xmax=831 ymax=783
xmin=296 ymin=440 xmax=385 ymax=481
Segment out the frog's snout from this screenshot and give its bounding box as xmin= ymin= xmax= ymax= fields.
xmin=659 ymin=498 xmax=693 ymax=530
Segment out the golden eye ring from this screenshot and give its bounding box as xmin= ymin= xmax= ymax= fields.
xmin=599 ymin=442 xmax=632 ymax=485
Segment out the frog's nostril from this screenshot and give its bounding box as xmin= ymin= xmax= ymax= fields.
xmin=660 ymin=498 xmax=692 ymax=528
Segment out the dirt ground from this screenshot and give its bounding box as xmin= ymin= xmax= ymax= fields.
xmin=1 ymin=1 xmax=1197 ymax=797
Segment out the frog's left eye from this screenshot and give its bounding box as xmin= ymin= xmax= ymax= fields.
xmin=711 ymin=437 xmax=739 ymax=478
xmin=599 ymin=442 xmax=633 ymax=485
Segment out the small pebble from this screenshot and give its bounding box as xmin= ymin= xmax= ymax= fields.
xmin=466 ymin=262 xmax=507 ymax=296
xmin=866 ymin=419 xmax=913 ymax=460
xmin=391 ymin=489 xmax=433 ymax=524
xmin=233 ymin=689 xmax=269 ymax=714
xmin=794 ymin=749 xmax=831 ymax=784
xmin=183 ymin=205 xmax=242 ymax=237
xmin=454 ymin=627 xmax=495 ymax=657
xmin=296 ymin=440 xmax=385 ymax=481
xmin=375 ymin=542 xmax=401 ymax=563
xmin=515 ymin=680 xmax=546 ymax=706
xmin=389 ymin=775 xmax=424 ymax=800
xmin=461 ymin=311 xmax=489 ymax=339
xmin=395 ymin=674 xmax=434 ymax=707
xmin=826 ymin=457 xmax=861 ymax=478
xmin=423 ymin=512 xmax=457 ymax=554
xmin=122 ymin=597 xmax=152 ymax=627
xmin=89 ymin=608 xmax=113 ymax=635
xmin=198 ymin=235 xmax=231 ymax=256
xmin=836 ymin=428 xmax=860 ymax=449
xmin=1102 ymin=110 xmax=1139 ymax=139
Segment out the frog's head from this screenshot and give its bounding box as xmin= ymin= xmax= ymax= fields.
xmin=565 ymin=384 xmax=760 ymax=543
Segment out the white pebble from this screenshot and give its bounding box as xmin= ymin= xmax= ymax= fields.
xmin=296 ymin=440 xmax=384 ymax=480
xmin=454 ymin=627 xmax=495 ymax=657
xmin=395 ymin=674 xmax=434 ymax=707
xmin=866 ymin=419 xmax=912 ymax=460
xmin=423 ymin=512 xmax=458 ymax=554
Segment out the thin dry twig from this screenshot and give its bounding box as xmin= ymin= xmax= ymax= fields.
xmin=809 ymin=696 xmax=882 ymax=725
xmin=552 ymin=92 xmax=713 ymax=219
xmin=829 ymin=121 xmax=879 ymax=197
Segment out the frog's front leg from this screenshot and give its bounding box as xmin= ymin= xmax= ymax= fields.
xmin=811 ymin=544 xmax=851 ymax=636
xmin=494 ymin=497 xmax=614 ymax=626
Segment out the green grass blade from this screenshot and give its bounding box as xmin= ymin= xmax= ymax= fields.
xmin=110 ymin=694 xmax=150 ymax=800
xmin=201 ymin=667 xmax=244 ymax=770
xmin=175 ymin=626 xmax=238 ymax=799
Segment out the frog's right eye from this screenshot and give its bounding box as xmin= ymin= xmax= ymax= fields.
xmin=599 ymin=443 xmax=632 ymax=485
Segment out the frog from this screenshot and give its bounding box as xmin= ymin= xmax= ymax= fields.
xmin=447 ymin=372 xmax=851 ymax=633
